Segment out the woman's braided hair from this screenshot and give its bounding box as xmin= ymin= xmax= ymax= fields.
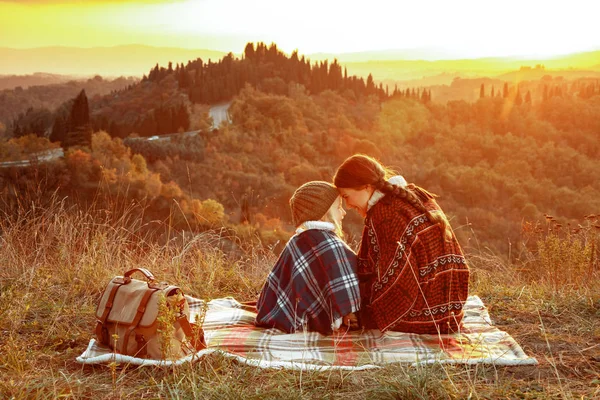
xmin=334 ymin=154 xmax=452 ymax=239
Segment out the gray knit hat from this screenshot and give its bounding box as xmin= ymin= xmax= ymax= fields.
xmin=290 ymin=181 xmax=339 ymax=227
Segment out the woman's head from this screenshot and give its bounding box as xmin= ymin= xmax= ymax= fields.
xmin=333 ymin=154 xmax=392 ymax=190
xmin=334 ymin=154 xmax=453 ymax=240
xmin=289 ymin=181 xmax=344 ymax=227
xmin=333 ymin=155 xmax=393 ymax=217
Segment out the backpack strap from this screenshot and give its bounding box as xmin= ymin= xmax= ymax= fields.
xmin=134 ymin=333 xmax=148 ymax=358
xmin=95 ymin=282 xmax=125 ymax=346
xmin=122 ymin=287 xmax=159 ymax=356
xmin=177 ymin=315 xmax=206 ymax=351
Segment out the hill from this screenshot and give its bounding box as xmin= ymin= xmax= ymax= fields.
xmin=0 ymin=75 xmax=137 ymax=133
xmin=0 ymin=42 xmax=599 ymax=400
xmin=2 ymin=42 xmax=600 ymax=256
xmin=2 ymin=45 xmax=599 ymax=82
xmin=0 ymin=72 xmax=79 ymax=91
xmin=0 ymin=45 xmax=229 ymax=76
xmin=0 ymin=192 xmax=598 ymax=398
xmin=344 ymin=51 xmax=600 ymax=85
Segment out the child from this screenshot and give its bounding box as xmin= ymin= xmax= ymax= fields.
xmin=256 ymin=181 xmax=360 ymax=335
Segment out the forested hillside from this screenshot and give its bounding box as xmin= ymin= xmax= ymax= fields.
xmin=1 ymin=42 xmax=599 ymax=257
xmin=0 ymin=75 xmax=137 ymax=137
xmin=151 ymin=81 xmax=600 ymax=255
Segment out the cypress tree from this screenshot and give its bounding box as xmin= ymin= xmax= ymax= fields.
xmin=366 ymin=74 xmax=375 ymax=94
xmin=50 ymin=115 xmax=67 ymax=143
xmin=63 ymin=90 xmax=92 ymax=147
xmin=244 ymin=42 xmax=255 ymax=60
xmin=69 ymin=89 xmax=90 ymax=131
xmin=515 ymin=89 xmax=523 ymax=105
xmin=13 ymin=124 xmax=22 ymax=137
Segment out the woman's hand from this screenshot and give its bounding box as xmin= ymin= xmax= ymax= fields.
xmin=342 ymin=312 xmax=359 ymax=330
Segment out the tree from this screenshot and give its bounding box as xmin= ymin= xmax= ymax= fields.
xmin=175 ymin=104 xmax=190 ymax=132
xmin=503 ymin=83 xmax=509 ymax=98
xmin=69 ymin=89 xmax=90 ymax=130
xmin=195 ymin=199 xmax=225 ymax=226
xmin=366 ymin=74 xmax=375 ymax=94
xmin=63 ymin=89 xmax=92 ymax=148
xmin=50 ymin=115 xmax=67 ymax=144
xmin=515 ymin=89 xmax=523 ymax=105
xmin=480 ymin=84 xmax=485 ymax=98
xmin=525 ymin=90 xmax=532 ymax=104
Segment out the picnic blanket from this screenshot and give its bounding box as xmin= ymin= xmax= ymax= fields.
xmin=76 ymin=295 xmax=537 ymax=370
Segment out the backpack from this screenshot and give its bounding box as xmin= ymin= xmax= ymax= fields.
xmin=95 ymin=268 xmax=206 ymax=359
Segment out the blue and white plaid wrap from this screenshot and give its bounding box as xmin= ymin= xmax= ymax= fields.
xmin=256 ymin=227 xmax=360 ymax=335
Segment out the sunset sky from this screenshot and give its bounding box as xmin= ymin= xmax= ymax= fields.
xmin=1 ymin=0 xmax=599 ymax=59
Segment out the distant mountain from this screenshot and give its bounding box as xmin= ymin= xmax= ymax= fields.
xmin=2 ymin=44 xmax=599 ymax=81
xmin=0 ymin=45 xmax=230 ymax=76
xmin=498 ymin=67 xmax=600 ymax=82
xmin=343 ymin=51 xmax=600 ymax=84
xmin=0 ymin=73 xmax=78 ymax=91
xmin=307 ymin=47 xmax=461 ymax=62
xmin=308 ymin=48 xmax=600 ymax=67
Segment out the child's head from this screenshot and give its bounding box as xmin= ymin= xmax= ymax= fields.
xmin=289 ymin=181 xmax=341 ymax=227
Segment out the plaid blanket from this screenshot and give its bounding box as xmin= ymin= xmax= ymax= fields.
xmin=77 ymin=295 xmax=537 ymax=369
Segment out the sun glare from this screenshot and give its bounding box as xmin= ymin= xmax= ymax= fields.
xmin=0 ymin=0 xmax=598 ymax=58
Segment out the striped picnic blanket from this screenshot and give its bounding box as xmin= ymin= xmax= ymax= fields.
xmin=76 ymin=295 xmax=537 ymax=369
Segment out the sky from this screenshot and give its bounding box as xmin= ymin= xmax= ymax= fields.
xmin=1 ymin=0 xmax=599 ymax=59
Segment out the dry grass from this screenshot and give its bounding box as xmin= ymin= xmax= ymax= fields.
xmin=0 ymin=200 xmax=599 ymax=399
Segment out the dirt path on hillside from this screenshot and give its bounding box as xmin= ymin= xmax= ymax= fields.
xmin=209 ymin=102 xmax=231 ymax=129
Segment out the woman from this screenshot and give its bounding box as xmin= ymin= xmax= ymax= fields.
xmin=256 ymin=181 xmax=360 ymax=335
xmin=333 ymin=155 xmax=469 ymax=334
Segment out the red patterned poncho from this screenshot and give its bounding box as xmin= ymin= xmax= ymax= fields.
xmin=357 ymin=192 xmax=470 ymax=334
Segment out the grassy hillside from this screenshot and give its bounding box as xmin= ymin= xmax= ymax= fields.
xmin=1 ymin=45 xmax=599 ymax=398
xmin=0 ymin=200 xmax=598 ymax=398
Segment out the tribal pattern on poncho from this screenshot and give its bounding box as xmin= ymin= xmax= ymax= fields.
xmin=256 ymin=225 xmax=360 ymax=335
xmin=358 ymin=193 xmax=470 ymax=334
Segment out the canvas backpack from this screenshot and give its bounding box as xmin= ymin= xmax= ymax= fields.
xmin=95 ymin=268 xmax=206 ymax=359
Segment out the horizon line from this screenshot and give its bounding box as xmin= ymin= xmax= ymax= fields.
xmin=1 ymin=43 xmax=600 ymax=62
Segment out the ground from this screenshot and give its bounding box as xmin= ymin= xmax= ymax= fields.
xmin=0 ymin=208 xmax=598 ymax=399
